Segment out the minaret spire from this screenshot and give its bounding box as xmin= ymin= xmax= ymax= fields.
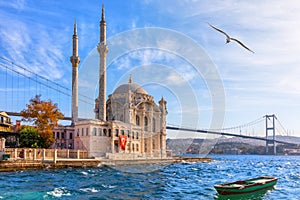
xmin=100 ymin=3 xmax=106 ymax=44
xmin=70 ymin=19 xmax=80 ymax=125
xmin=129 ymin=74 xmax=132 ymax=84
xmin=95 ymin=4 xmax=109 ymax=121
xmin=74 ymin=19 xmax=77 ymax=35
xmin=101 ymin=4 xmax=105 ymax=22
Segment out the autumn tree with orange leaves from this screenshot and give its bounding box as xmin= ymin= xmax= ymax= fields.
xmin=21 ymin=95 xmax=64 ymax=148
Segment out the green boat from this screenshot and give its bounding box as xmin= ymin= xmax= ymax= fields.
xmin=214 ymin=176 xmax=278 ymax=195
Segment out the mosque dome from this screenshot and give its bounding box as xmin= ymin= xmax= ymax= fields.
xmin=113 ymin=83 xmax=148 ymax=95
xmin=113 ymin=75 xmax=148 ymax=95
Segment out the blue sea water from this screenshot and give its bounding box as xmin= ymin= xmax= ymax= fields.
xmin=0 ymin=155 xmax=300 ymax=199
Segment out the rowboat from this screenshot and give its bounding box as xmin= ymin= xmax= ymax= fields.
xmin=214 ymin=176 xmax=278 ymax=196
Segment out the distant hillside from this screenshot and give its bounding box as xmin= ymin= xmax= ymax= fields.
xmin=166 ymin=138 xmax=215 ymax=155
xmin=167 ymin=135 xmax=300 ymax=155
xmin=275 ymin=135 xmax=300 ymax=144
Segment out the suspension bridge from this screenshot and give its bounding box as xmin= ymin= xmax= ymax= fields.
xmin=0 ymin=57 xmax=297 ymax=155
xmin=0 ymin=56 xmax=94 ymax=119
xmin=167 ymin=114 xmax=294 ymax=155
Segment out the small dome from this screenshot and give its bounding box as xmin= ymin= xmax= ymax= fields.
xmin=113 ymin=83 xmax=148 ymax=95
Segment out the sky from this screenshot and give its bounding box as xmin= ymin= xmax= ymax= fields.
xmin=0 ymin=0 xmax=300 ymax=138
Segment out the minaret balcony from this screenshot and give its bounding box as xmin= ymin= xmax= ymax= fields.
xmin=97 ymin=43 xmax=109 ymax=56
xmin=70 ymin=56 xmax=80 ymax=64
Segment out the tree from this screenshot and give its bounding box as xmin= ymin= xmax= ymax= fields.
xmin=21 ymin=95 xmax=64 ymax=148
xmin=19 ymin=126 xmax=41 ymax=148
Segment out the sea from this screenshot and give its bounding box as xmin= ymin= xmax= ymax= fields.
xmin=0 ymin=155 xmax=299 ymax=200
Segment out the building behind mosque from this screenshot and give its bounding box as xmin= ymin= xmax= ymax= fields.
xmin=54 ymin=5 xmax=168 ymax=159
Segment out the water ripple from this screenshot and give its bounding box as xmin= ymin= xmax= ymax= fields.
xmin=0 ymin=155 xmax=300 ymax=199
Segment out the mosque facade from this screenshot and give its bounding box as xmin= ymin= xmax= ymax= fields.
xmin=69 ymin=5 xmax=167 ymax=159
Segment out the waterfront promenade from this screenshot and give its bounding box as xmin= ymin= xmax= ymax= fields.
xmin=0 ymin=148 xmax=211 ymax=172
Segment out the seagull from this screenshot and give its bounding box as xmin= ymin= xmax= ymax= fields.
xmin=208 ymin=23 xmax=254 ymax=53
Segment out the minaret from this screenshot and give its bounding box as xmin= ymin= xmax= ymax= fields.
xmin=159 ymin=96 xmax=168 ymax=158
xmin=129 ymin=74 xmax=133 ymax=84
xmin=126 ymin=75 xmax=133 ymax=124
xmin=70 ymin=20 xmax=80 ymax=125
xmin=159 ymin=96 xmax=168 ymax=129
xmin=95 ymin=4 xmax=109 ymax=121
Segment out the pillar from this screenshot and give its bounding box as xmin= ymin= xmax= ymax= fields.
xmin=67 ymin=149 xmax=70 ymax=158
xmin=42 ymin=149 xmax=45 ymax=162
xmin=14 ymin=148 xmax=17 ymax=158
xmin=23 ymin=149 xmax=27 ymax=160
xmin=53 ymin=149 xmax=57 ymax=164
xmin=77 ymin=149 xmax=80 ymax=159
xmin=33 ymin=149 xmax=37 ymax=161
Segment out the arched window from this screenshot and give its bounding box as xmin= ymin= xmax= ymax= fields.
xmin=152 ymin=118 xmax=156 ymax=132
xmin=144 ymin=116 xmax=148 ymax=131
xmin=136 ymin=132 xmax=139 ymax=139
xmin=136 ymin=115 xmax=140 ymax=126
xmin=98 ymin=128 xmax=102 ymax=136
xmin=127 ymin=130 xmax=130 ymax=137
xmin=93 ymin=127 xmax=97 ymax=136
xmin=103 ymin=129 xmax=107 ymax=137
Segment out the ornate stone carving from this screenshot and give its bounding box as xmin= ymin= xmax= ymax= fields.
xmin=97 ymin=43 xmax=109 ymax=56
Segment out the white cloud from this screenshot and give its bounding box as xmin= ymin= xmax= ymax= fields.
xmin=196 ymin=2 xmax=300 ymax=102
xmin=1 ymin=0 xmax=300 ymax=133
xmin=112 ymin=49 xmax=175 ymax=70
xmin=0 ymin=0 xmax=26 ymax=10
xmin=146 ymin=0 xmax=300 ymax=132
xmin=0 ymin=8 xmax=69 ymax=80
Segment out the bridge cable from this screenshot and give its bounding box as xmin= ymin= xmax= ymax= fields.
xmin=167 ymin=116 xmax=267 ymax=138
xmin=276 ymin=118 xmax=288 ymax=136
xmin=11 ymin=62 xmax=13 ymax=111
xmin=17 ymin=72 xmax=19 ymax=110
xmin=5 ymin=64 xmax=7 ymax=110
xmin=0 ymin=56 xmax=94 ymax=103
xmin=207 ymin=116 xmax=264 ymax=132
xmin=0 ymin=62 xmax=94 ymax=106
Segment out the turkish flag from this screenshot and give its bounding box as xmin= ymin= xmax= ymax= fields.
xmin=119 ymin=135 xmax=127 ymax=151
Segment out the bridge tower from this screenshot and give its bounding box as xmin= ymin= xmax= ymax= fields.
xmin=265 ymin=114 xmax=276 ymax=155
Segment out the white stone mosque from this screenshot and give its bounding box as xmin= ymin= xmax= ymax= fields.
xmin=62 ymin=5 xmax=168 ymax=159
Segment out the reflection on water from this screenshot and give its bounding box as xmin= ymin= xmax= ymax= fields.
xmin=110 ymin=163 xmax=170 ymax=173
xmin=215 ymin=188 xmax=274 ymax=200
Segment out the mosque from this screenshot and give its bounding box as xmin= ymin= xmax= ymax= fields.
xmin=61 ymin=5 xmax=168 ymax=159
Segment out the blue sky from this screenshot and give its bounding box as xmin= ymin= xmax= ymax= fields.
xmin=0 ymin=0 xmax=300 ymax=138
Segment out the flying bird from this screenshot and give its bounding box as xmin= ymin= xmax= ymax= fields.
xmin=208 ymin=23 xmax=254 ymax=53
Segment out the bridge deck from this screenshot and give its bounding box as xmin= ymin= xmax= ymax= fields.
xmin=166 ymin=126 xmax=296 ymax=145
xmin=4 ymin=112 xmax=296 ymax=146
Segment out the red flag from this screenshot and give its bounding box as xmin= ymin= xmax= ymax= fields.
xmin=119 ymin=135 xmax=127 ymax=151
